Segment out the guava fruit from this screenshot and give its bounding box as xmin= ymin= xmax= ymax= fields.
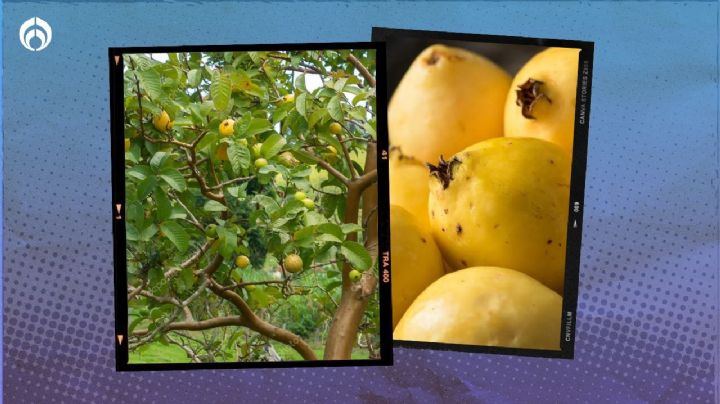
xmin=152 ymin=111 xmax=172 ymax=132
xmin=294 ymin=191 xmax=306 ymax=201
xmin=348 ymin=269 xmax=362 ymax=282
xmin=283 ymin=254 xmax=303 ymax=273
xmin=393 ymin=266 xmax=562 ymax=350
xmin=504 ymin=47 xmax=581 ymax=155
xmin=219 ymin=119 xmax=235 ymax=137
xmin=427 ymin=137 xmax=570 ymax=292
xmin=388 ymin=44 xmax=511 ymax=164
xmin=302 ymin=198 xmax=315 ymax=209
xmin=254 ymin=158 xmax=268 ymax=169
xmin=329 ymin=122 xmax=342 ymax=135
xmin=390 ymin=205 xmax=445 ymax=328
xmin=389 ymin=147 xmax=431 ymax=228
xmin=235 ymin=255 xmax=250 ymax=269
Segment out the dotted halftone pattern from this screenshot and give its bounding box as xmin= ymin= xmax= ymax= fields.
xmin=3 ymin=2 xmax=718 ymax=403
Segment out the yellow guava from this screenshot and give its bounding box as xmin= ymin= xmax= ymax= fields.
xmin=152 ymin=111 xmax=172 ymax=132
xmin=283 ymin=254 xmax=303 ymax=273
xmin=504 ymin=47 xmax=581 ymax=155
xmin=389 ymin=147 xmax=431 ymax=228
xmin=235 ymin=255 xmax=250 ymax=269
xmin=388 ymin=44 xmax=511 ymax=164
xmin=219 ymin=119 xmax=235 ymax=137
xmin=393 ymin=266 xmax=562 ymax=350
xmin=427 ymin=137 xmax=570 ymax=292
xmin=390 ymin=205 xmax=445 ymax=328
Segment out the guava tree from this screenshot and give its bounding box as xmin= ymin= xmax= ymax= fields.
xmin=123 ymin=49 xmax=379 ymax=362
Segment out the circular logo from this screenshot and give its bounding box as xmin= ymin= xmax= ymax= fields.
xmin=19 ymin=17 xmax=52 ymax=52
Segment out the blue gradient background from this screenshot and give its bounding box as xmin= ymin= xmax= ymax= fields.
xmin=3 ymin=1 xmax=718 ymax=403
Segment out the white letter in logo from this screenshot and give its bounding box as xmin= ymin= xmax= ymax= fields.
xmin=19 ymin=17 xmax=52 ymax=52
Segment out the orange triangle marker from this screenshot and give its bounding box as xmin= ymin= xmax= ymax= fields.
xmin=114 ymin=55 xmax=120 ymax=66
xmin=117 ymin=335 xmax=124 ymax=344
xmin=115 ymin=204 xmax=122 ymax=214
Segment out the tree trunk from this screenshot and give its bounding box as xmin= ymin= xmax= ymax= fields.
xmin=324 ymin=143 xmax=378 ymax=360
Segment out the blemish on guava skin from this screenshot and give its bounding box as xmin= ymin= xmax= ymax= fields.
xmin=516 ymin=78 xmax=552 ymax=119
xmin=420 ymin=237 xmax=427 ymax=244
xmin=456 ymin=224 xmax=462 ymax=235
xmin=549 ymin=159 xmax=555 ymax=165
xmin=441 ymin=227 xmax=446 ymax=232
xmin=547 ymin=239 xmax=553 ymax=244
xmin=493 ymin=224 xmax=500 ymax=229
xmin=431 ymin=210 xmax=435 ymax=218
xmin=461 ymin=259 xmax=468 ymax=267
xmin=444 ymin=209 xmax=449 ymax=214
xmin=425 ymin=51 xmax=440 ymax=66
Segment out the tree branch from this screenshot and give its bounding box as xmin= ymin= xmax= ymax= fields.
xmin=301 ymin=147 xmax=349 ymax=186
xmin=347 ymin=54 xmax=376 ymax=88
xmin=335 ymin=128 xmax=357 ymax=180
xmin=209 ymin=175 xmax=256 ymax=191
xmin=208 ymin=279 xmax=317 ymax=360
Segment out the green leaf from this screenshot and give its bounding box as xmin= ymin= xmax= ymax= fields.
xmin=349 ymin=105 xmax=367 ymax=121
xmin=149 ymin=151 xmax=168 ymax=170
xmin=340 ymin=223 xmax=363 ymax=234
xmin=147 ymin=267 xmax=164 ymax=286
xmin=169 ymin=206 xmax=187 ymax=220
xmin=295 ymin=74 xmax=307 ymax=92
xmin=154 ymin=191 xmax=172 ymax=222
xmin=228 ymin=144 xmax=251 ymax=174
xmin=158 ymin=169 xmax=187 ymax=192
xmin=295 ymin=93 xmax=307 ymax=117
xmin=340 ymin=240 xmax=372 ymax=271
xmin=217 ymin=227 xmax=237 ymax=259
xmin=303 ymin=211 xmax=327 ymax=226
xmin=327 ymin=95 xmax=343 ymax=121
xmin=352 ymin=92 xmax=369 ymax=105
xmin=255 ymin=195 xmax=280 ymax=215
xmin=126 ymin=223 xmax=139 ymax=241
xmin=364 ymin=120 xmax=376 ymax=139
xmin=325 ymin=280 xmax=342 ymax=291
xmin=293 ymin=225 xmax=316 ymax=242
xmin=308 ymin=108 xmax=327 ymax=128
xmin=333 ymin=77 xmax=348 ymax=92
xmin=140 ymin=223 xmax=158 ymax=241
xmin=160 ymin=221 xmax=190 ymax=253
xmin=272 ymin=102 xmax=293 ymax=124
xmin=210 ymin=70 xmax=231 ymax=111
xmin=138 ymin=69 xmax=163 ymax=101
xmin=315 ymin=223 xmax=344 ymax=243
xmin=136 ymin=176 xmax=157 ymax=200
xmin=204 ymin=200 xmax=228 ymax=212
xmin=187 ymin=69 xmax=202 ymax=88
xmin=260 ymin=133 xmax=286 ymax=159
xmin=179 ymin=266 xmax=195 ymax=291
xmin=245 ymin=118 xmax=273 ymax=137
xmin=127 ymin=165 xmax=152 ymax=181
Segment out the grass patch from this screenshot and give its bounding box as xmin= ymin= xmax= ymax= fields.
xmin=129 ymin=341 xmax=189 ymax=364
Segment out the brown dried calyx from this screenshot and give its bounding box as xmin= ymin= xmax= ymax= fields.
xmin=515 ymin=78 xmax=551 ymax=119
xmin=427 ymin=155 xmax=462 ymax=189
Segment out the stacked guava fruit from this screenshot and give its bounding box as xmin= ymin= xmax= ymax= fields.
xmin=389 ymin=44 xmax=579 ymax=350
